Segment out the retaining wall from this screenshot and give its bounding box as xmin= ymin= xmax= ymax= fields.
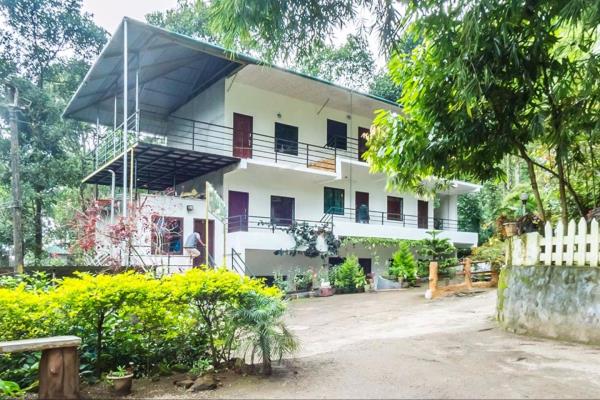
xmin=497 ymin=265 xmax=600 ymax=345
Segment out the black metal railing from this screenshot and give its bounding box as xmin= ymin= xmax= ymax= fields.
xmin=324 ymin=207 xmax=470 ymax=232
xmin=87 ymin=110 xmax=363 ymax=176
xmin=227 ymin=214 xmax=332 ymax=233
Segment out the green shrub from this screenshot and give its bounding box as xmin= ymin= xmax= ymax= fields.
xmin=331 ymin=255 xmax=366 ymax=293
xmin=389 ymin=243 xmax=417 ymax=282
xmin=292 ymin=269 xmax=313 ymax=292
xmin=0 ymin=268 xmax=293 ymax=387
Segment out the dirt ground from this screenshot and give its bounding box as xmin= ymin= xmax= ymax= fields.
xmin=85 ymin=288 xmax=600 ymax=399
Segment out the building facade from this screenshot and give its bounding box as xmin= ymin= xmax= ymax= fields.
xmin=65 ymin=18 xmax=479 ymax=278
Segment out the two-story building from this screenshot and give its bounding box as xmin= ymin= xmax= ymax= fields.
xmin=64 ymin=18 xmax=479 ymax=277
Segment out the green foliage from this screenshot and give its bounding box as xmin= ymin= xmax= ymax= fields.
xmin=292 ymin=269 xmax=313 ymax=292
xmin=108 ymin=365 xmax=128 ymax=378
xmin=146 ymin=0 xmax=215 ymax=41
xmin=235 ymin=292 xmax=298 ymax=375
xmin=330 ymin=255 xmax=366 ymax=293
xmin=0 ymin=269 xmax=293 ymax=387
xmin=389 ymin=243 xmax=417 ymax=282
xmin=414 ymin=231 xmax=458 ymax=274
xmin=189 ymin=358 xmax=213 ymax=376
xmin=364 ymin=0 xmax=600 ymax=222
xmin=270 ymin=221 xmax=340 ymax=259
xmin=0 ymin=378 xmax=27 ymax=399
xmin=472 ymin=237 xmax=505 ymax=271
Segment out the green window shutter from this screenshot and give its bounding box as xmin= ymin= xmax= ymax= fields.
xmin=324 ymin=187 xmax=344 ymax=215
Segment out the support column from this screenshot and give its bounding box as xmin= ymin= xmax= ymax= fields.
xmin=122 ymin=18 xmax=128 ymax=217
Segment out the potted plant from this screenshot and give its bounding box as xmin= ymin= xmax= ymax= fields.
xmin=389 ymin=242 xmax=418 ymax=288
xmin=107 ymin=365 xmax=133 ymax=396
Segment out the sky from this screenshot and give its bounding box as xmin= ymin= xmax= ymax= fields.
xmin=82 ymin=0 xmax=178 ymax=33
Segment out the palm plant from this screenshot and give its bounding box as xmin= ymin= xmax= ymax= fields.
xmin=236 ymin=293 xmax=299 ymax=375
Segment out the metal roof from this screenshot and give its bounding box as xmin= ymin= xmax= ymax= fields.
xmin=64 ymin=17 xmax=398 ymax=125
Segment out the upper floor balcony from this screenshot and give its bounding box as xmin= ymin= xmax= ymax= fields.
xmin=83 ymin=110 xmax=364 ymax=190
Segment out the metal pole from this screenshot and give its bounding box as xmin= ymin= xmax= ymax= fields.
xmin=108 ymin=169 xmax=115 ymax=224
xmin=113 ymin=96 xmax=117 ymax=154
xmin=122 ymin=19 xmax=128 ymax=217
xmin=223 ymin=220 xmax=227 ymax=267
xmin=205 ymin=183 xmax=210 ymax=267
xmin=95 ymin=115 xmax=99 ymax=169
xmin=135 ymin=68 xmax=139 ymax=139
xmin=7 ymin=85 xmax=23 ymax=273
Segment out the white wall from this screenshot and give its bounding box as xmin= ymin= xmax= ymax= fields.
xmin=224 ymin=81 xmax=374 ymax=158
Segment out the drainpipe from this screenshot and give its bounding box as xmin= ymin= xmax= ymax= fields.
xmin=108 ymin=169 xmax=115 ymax=224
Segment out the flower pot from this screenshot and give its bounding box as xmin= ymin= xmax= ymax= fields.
xmin=319 ymin=286 xmax=335 ymax=297
xmin=107 ymin=374 xmax=133 ymax=396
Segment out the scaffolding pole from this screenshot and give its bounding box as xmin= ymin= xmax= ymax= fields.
xmin=122 ymin=18 xmax=128 ymax=217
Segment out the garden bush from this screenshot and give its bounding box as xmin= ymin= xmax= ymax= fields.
xmin=0 ymin=268 xmax=293 ymax=387
xmin=389 ymin=242 xmax=418 ymax=282
xmin=330 ymin=255 xmax=366 ymax=293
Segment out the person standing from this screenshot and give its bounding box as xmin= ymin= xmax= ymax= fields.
xmin=183 ymin=232 xmax=204 ymax=266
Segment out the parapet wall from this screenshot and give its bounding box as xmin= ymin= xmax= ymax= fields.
xmin=497 ymin=265 xmax=600 ymax=345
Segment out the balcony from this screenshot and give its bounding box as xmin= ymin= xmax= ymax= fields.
xmin=84 ymin=110 xmax=363 ymax=190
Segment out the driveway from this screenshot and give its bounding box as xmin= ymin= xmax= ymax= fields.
xmin=96 ymin=288 xmax=600 ymax=399
xmin=202 ymin=288 xmax=600 ymax=399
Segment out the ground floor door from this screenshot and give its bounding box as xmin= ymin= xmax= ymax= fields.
xmin=355 ymin=191 xmax=370 ymax=222
xmin=233 ymin=112 xmax=253 ymax=158
xmin=228 ymin=190 xmax=249 ymax=232
xmin=358 ymin=258 xmax=372 ymax=276
xmin=418 ymin=200 xmax=429 ymax=229
xmin=193 ymin=219 xmax=214 ymax=266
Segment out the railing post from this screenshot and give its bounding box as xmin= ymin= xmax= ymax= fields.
xmin=306 ymin=143 xmax=309 ymax=167
xmin=381 ymin=212 xmax=384 ymax=225
xmin=192 ymin=120 xmax=195 ymax=151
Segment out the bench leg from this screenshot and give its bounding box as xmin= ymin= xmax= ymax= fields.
xmin=39 ymin=346 xmax=79 ymax=399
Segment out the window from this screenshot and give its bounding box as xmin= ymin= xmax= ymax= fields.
xmin=275 ymin=122 xmax=298 ymax=155
xmin=327 ymin=119 xmax=347 ymax=150
xmin=387 ymin=196 xmax=404 ymax=221
xmin=271 ymin=195 xmax=295 ymax=226
xmin=324 ymin=187 xmax=344 ymax=215
xmin=151 ymin=216 xmax=183 ymax=255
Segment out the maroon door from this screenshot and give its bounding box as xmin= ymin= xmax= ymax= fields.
xmin=233 ymin=113 xmax=252 ymax=158
xmin=193 ymin=219 xmax=214 ymax=266
xmin=355 ymin=191 xmax=369 ymax=222
xmin=418 ymin=200 xmax=429 ymax=229
xmin=358 ymin=127 xmax=369 ymax=161
xmin=228 ymin=191 xmax=249 ymax=232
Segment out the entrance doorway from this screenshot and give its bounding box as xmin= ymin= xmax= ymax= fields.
xmin=355 ymin=191 xmax=370 ymax=223
xmin=193 ymin=219 xmax=214 ymax=266
xmin=233 ymin=113 xmax=253 ymax=158
xmin=418 ymin=200 xmax=429 ymax=229
xmin=228 ymin=191 xmax=249 ymax=232
xmin=358 ymin=127 xmax=369 ymax=161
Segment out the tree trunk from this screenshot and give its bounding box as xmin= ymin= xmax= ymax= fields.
xmin=522 ymin=154 xmax=546 ymax=222
xmin=34 ymin=196 xmax=43 ymax=263
xmin=556 ymin=148 xmax=569 ymax=228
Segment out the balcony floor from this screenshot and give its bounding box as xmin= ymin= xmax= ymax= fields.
xmin=83 ymin=142 xmax=239 ymax=191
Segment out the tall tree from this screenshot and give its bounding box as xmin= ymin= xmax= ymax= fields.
xmin=0 ymin=0 xmax=107 ymax=262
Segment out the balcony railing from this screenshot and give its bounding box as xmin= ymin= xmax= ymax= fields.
xmin=87 ymin=110 xmax=363 ymax=176
xmin=323 ymin=207 xmax=471 ymax=232
xmin=227 ymin=215 xmax=331 ymax=233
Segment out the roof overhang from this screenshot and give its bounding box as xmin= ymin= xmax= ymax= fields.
xmin=64 ymin=18 xmax=399 ymax=126
xmin=63 ymin=18 xmax=251 ymax=125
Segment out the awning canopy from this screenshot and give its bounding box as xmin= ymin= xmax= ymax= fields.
xmin=64 ymin=18 xmax=399 ymax=126
xmin=63 ymin=18 xmax=251 ymax=125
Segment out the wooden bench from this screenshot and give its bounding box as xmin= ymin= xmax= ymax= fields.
xmin=0 ymin=336 xmax=81 ymax=399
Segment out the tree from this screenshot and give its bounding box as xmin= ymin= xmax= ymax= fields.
xmin=293 ymin=34 xmax=375 ymax=92
xmin=364 ymin=0 xmax=599 ymax=224
xmin=146 ymin=0 xmax=216 ymax=42
xmin=0 ymin=0 xmax=107 ymax=262
xmin=148 ymin=4 xmax=378 ymax=91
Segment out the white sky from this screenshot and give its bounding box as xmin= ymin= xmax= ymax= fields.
xmin=81 ymin=0 xmax=385 ymax=68
xmin=82 ymin=0 xmax=178 ymax=33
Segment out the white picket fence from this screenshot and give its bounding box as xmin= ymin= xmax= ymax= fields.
xmin=508 ymin=218 xmax=600 ymax=267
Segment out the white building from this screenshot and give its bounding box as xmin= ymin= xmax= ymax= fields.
xmin=64 ymin=18 xmax=479 ymax=278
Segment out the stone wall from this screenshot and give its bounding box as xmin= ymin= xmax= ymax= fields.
xmin=497 ymin=265 xmax=600 ymax=344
